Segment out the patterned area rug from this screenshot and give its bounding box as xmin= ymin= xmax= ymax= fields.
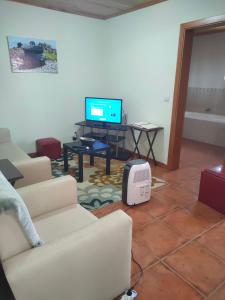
xmin=51 ymin=154 xmax=166 ymax=211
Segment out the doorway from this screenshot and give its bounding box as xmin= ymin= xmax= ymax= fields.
xmin=181 ymin=30 xmax=225 ymax=170
xmin=167 ymin=14 xmax=225 ymax=170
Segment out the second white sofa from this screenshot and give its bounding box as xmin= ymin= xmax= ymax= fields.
xmin=0 ymin=128 xmax=52 ymax=188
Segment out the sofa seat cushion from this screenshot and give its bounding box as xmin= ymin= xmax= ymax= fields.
xmin=0 ymin=143 xmax=30 ymax=162
xmin=34 ymin=204 xmax=98 ymax=243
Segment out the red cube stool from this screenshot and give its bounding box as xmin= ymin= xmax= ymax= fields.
xmin=36 ymin=138 xmax=61 ymax=160
xmin=198 ymin=165 xmax=225 ymax=214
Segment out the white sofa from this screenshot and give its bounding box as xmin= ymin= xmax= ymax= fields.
xmin=0 ymin=175 xmax=132 ymax=300
xmin=0 ymin=128 xmax=52 ymax=188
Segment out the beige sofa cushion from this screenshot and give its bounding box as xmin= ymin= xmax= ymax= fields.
xmin=0 ymin=128 xmax=52 ymax=188
xmin=3 ymin=210 xmax=131 ymax=300
xmin=34 ymin=204 xmax=97 ymax=244
xmin=0 ymin=142 xmax=30 ymax=162
xmin=18 ymin=176 xmax=77 ymax=219
xmin=0 ymin=171 xmax=43 ymax=249
xmin=0 ymin=214 xmax=31 ymax=261
xmin=0 ymin=204 xmax=97 ymax=262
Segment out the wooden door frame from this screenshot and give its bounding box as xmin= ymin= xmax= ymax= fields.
xmin=167 ymin=14 xmax=225 ymax=170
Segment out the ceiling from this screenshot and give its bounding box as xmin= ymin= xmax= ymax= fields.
xmin=9 ymin=0 xmax=167 ymax=20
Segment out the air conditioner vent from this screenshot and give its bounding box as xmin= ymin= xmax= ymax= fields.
xmin=133 ymin=169 xmax=150 ymax=183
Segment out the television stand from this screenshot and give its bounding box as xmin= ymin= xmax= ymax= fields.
xmin=75 ymin=121 xmax=131 ymax=161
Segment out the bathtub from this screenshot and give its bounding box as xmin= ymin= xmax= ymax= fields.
xmin=183 ymin=111 xmax=225 ymax=147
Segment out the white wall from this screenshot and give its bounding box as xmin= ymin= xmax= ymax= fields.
xmin=0 ymin=0 xmax=107 ymax=153
xmin=189 ymin=32 xmax=225 ymax=89
xmin=105 ymin=0 xmax=225 ymax=164
xmin=1 ymin=0 xmax=225 ymax=162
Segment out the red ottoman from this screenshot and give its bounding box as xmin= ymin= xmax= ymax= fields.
xmin=36 ymin=138 xmax=61 ymax=160
xmin=198 ymin=165 xmax=225 ymax=214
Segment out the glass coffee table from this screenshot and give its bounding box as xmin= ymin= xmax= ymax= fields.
xmin=63 ymin=140 xmax=111 ymax=182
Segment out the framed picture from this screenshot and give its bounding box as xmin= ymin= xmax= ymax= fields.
xmin=7 ymin=36 xmax=58 ymax=73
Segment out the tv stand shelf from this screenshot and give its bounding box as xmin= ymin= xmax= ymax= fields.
xmin=76 ymin=121 xmax=128 ymax=131
xmin=84 ymin=132 xmax=125 ymax=143
xmin=75 ymin=121 xmax=130 ymax=160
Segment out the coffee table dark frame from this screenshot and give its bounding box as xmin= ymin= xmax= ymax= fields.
xmin=63 ymin=141 xmax=111 ymax=182
xmin=0 ymin=159 xmax=24 ymax=186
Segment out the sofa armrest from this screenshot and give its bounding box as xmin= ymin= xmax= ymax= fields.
xmin=14 ymin=156 xmax=52 ymax=188
xmin=4 ymin=210 xmax=132 ymax=300
xmin=0 ymin=128 xmax=11 ymax=143
xmin=17 ymin=175 xmax=77 ymax=218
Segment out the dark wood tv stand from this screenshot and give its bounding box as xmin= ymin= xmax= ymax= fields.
xmin=75 ymin=121 xmax=131 ymax=160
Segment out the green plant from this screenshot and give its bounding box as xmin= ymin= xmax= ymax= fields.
xmin=44 ymin=50 xmax=57 ymax=61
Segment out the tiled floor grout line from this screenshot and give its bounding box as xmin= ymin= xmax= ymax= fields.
xmin=207 ymin=278 xmax=225 ymax=299
xmin=131 ymin=210 xmax=225 ymax=292
xmin=131 ymin=221 xmax=220 ymax=295
xmin=147 ymin=207 xmax=181 ymax=223
xmin=149 ymin=207 xmax=181 ymax=220
xmin=156 ymin=220 xmax=224 ymax=299
xmin=131 ymin=254 xmax=161 ymax=277
xmin=195 ymin=239 xmax=225 ymax=264
xmin=127 ymin=191 xmax=225 ymax=296
xmin=131 ymin=259 xmax=161 ymax=287
xmin=133 ymin=256 xmax=207 ymax=299
xmin=130 ymin=218 xmax=225 ymax=297
xmin=161 ymin=260 xmax=207 ymax=299
xmin=160 ymin=218 xmax=225 ymax=259
xmin=159 ymin=175 xmax=200 ymax=183
xmin=130 ymin=194 xmax=207 ymax=223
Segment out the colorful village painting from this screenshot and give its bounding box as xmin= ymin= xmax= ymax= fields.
xmin=7 ymin=36 xmax=58 ymax=73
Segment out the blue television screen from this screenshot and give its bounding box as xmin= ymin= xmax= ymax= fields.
xmin=85 ymin=97 xmax=122 ymax=124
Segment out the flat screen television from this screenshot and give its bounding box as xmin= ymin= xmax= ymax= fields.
xmin=85 ymin=97 xmax=122 ymax=124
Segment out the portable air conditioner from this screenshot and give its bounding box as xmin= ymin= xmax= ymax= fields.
xmin=122 ymin=159 xmax=151 ymax=206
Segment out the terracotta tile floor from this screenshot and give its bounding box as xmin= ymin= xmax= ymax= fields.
xmin=93 ymin=139 xmax=225 ymax=300
xmin=1 ymin=139 xmax=224 ymax=300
